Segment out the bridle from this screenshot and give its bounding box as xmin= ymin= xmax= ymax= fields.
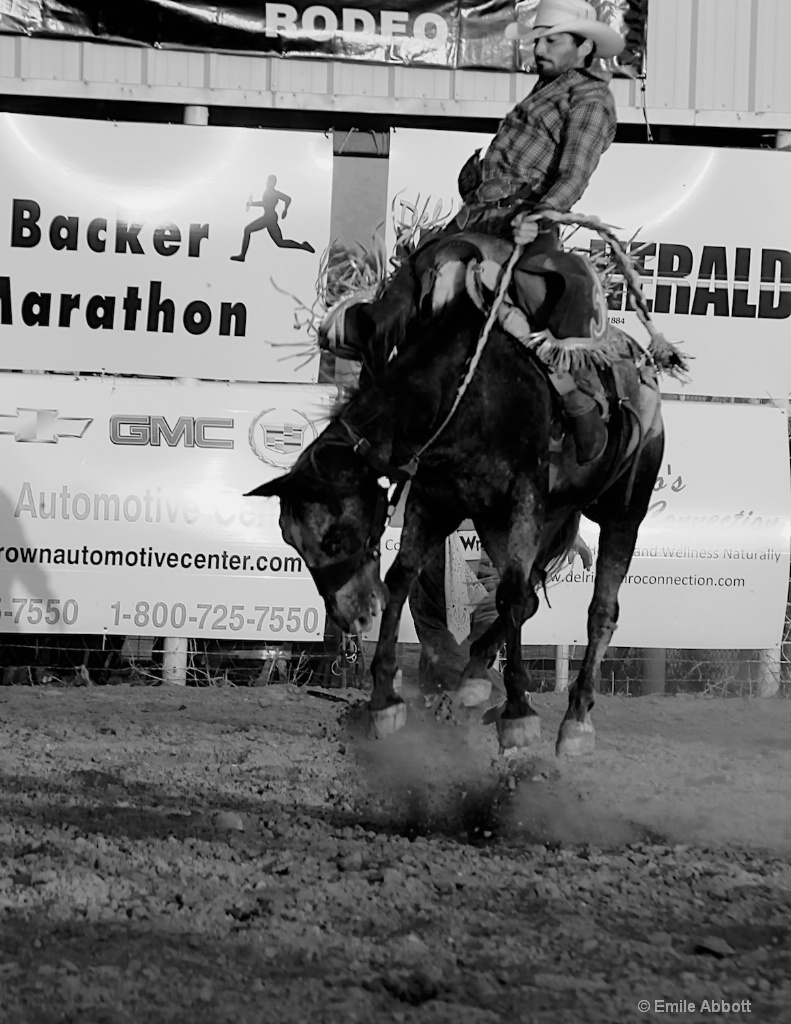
xmin=306 ymin=419 xmax=417 ymax=594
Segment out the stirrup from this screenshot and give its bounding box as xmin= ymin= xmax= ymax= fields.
xmin=465 ymin=258 xmax=505 ymax=312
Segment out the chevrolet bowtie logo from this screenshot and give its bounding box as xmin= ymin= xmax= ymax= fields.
xmin=0 ymin=408 xmax=93 ymax=443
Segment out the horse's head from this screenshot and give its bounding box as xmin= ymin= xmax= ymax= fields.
xmin=247 ymin=440 xmax=392 ymax=635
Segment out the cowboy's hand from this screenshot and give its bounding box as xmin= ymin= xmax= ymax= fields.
xmin=512 ymin=213 xmax=539 ymax=246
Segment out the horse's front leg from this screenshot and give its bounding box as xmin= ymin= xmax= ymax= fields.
xmin=367 ymin=554 xmax=415 ymax=737
xmin=367 ymin=502 xmax=459 ymax=737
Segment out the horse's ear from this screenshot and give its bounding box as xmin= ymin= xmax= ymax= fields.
xmin=245 ymin=475 xmax=290 ymax=498
xmin=246 ymin=470 xmax=327 ymax=505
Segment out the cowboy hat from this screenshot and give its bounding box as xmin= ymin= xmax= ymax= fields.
xmin=505 ymin=0 xmax=625 ymax=59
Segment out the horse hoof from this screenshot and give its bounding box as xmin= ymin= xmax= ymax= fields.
xmin=555 ymin=717 xmax=595 ymax=757
xmin=496 ymin=713 xmax=541 ymax=752
xmin=368 ymin=701 xmax=407 ymax=738
xmin=456 ymin=676 xmax=492 ymax=707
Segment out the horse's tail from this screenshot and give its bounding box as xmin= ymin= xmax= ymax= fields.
xmin=540 ymin=511 xmax=585 ymax=584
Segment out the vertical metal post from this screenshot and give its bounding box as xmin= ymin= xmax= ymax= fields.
xmin=184 ymin=105 xmax=210 ymax=126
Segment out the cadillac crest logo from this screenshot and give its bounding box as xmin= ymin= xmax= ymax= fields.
xmin=248 ymin=407 xmax=318 ymax=469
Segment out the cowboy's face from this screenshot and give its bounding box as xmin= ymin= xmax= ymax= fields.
xmin=533 ymin=32 xmax=591 ymax=78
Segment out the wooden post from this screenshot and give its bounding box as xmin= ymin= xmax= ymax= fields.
xmin=554 ymin=644 xmax=570 ymax=692
xmin=642 ymin=647 xmax=666 ymax=695
xmin=162 ymin=637 xmax=189 ymax=686
xmin=756 ymin=647 xmax=781 ymax=697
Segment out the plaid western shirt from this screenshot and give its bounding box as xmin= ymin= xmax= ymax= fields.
xmin=480 ymin=67 xmax=617 ymax=213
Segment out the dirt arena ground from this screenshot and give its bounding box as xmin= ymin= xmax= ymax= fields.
xmin=1 ymin=671 xmax=790 ymax=1023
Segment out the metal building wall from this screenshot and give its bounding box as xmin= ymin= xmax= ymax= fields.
xmin=0 ymin=0 xmax=789 ymax=129
xmin=645 ymin=0 xmax=791 ymax=127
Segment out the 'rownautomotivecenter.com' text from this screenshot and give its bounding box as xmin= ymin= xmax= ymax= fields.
xmin=0 ymin=545 xmax=303 ymax=573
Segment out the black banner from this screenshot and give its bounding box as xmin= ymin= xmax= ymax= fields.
xmin=0 ymin=1 xmax=646 ymax=76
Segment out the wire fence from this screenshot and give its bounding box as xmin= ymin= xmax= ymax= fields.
xmin=1 ymin=624 xmax=789 ymax=698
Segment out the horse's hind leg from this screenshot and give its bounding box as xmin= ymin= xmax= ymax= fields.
xmin=492 ymin=569 xmax=542 ymax=752
xmin=483 ymin=487 xmax=545 ymax=752
xmin=556 ymin=509 xmax=645 ymax=757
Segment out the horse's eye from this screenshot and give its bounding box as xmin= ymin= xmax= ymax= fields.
xmin=322 ymin=524 xmax=352 ymax=558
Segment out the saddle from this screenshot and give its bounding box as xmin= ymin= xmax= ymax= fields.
xmin=465 ymin=242 xmax=620 ymax=374
xmin=452 ymin=233 xmax=669 ymax=487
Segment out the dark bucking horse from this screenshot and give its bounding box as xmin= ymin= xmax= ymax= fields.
xmin=248 ymin=220 xmax=687 ymax=756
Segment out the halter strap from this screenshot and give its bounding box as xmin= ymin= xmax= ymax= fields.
xmin=337 ymin=419 xmax=418 ymax=482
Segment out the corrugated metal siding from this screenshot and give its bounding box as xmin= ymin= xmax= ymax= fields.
xmin=19 ymin=37 xmax=81 ymax=83
xmin=695 ymin=0 xmax=753 ymax=113
xmin=754 ymin=0 xmax=791 ymax=114
xmin=0 ymin=2 xmax=789 ymax=127
xmin=82 ymin=42 xmax=144 ymax=86
xmin=645 ymin=0 xmax=694 ymax=116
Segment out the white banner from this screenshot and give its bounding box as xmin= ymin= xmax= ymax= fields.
xmin=0 ymin=374 xmax=337 ymax=640
xmin=377 ymin=401 xmax=790 ymax=649
xmin=0 ymin=376 xmax=787 ymax=648
xmin=0 ymin=114 xmax=331 ymax=382
xmin=388 ymin=130 xmax=791 ymax=401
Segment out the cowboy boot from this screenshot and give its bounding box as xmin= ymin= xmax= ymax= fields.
xmin=550 ymin=370 xmax=607 ymax=465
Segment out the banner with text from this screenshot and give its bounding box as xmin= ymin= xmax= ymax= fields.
xmin=0 ymin=375 xmax=787 ymax=648
xmin=376 ymin=401 xmax=790 ymax=649
xmin=0 ymin=1 xmax=646 ymax=76
xmin=0 ymin=114 xmax=330 ymax=381
xmin=388 ymin=131 xmax=791 ymax=401
xmin=0 ymin=375 xmax=343 ymax=640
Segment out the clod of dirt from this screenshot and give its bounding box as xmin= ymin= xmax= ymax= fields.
xmin=381 ymin=967 xmax=447 ymax=1005
xmin=213 ymin=810 xmax=245 ymax=832
xmin=694 ymin=935 xmax=736 ymax=958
